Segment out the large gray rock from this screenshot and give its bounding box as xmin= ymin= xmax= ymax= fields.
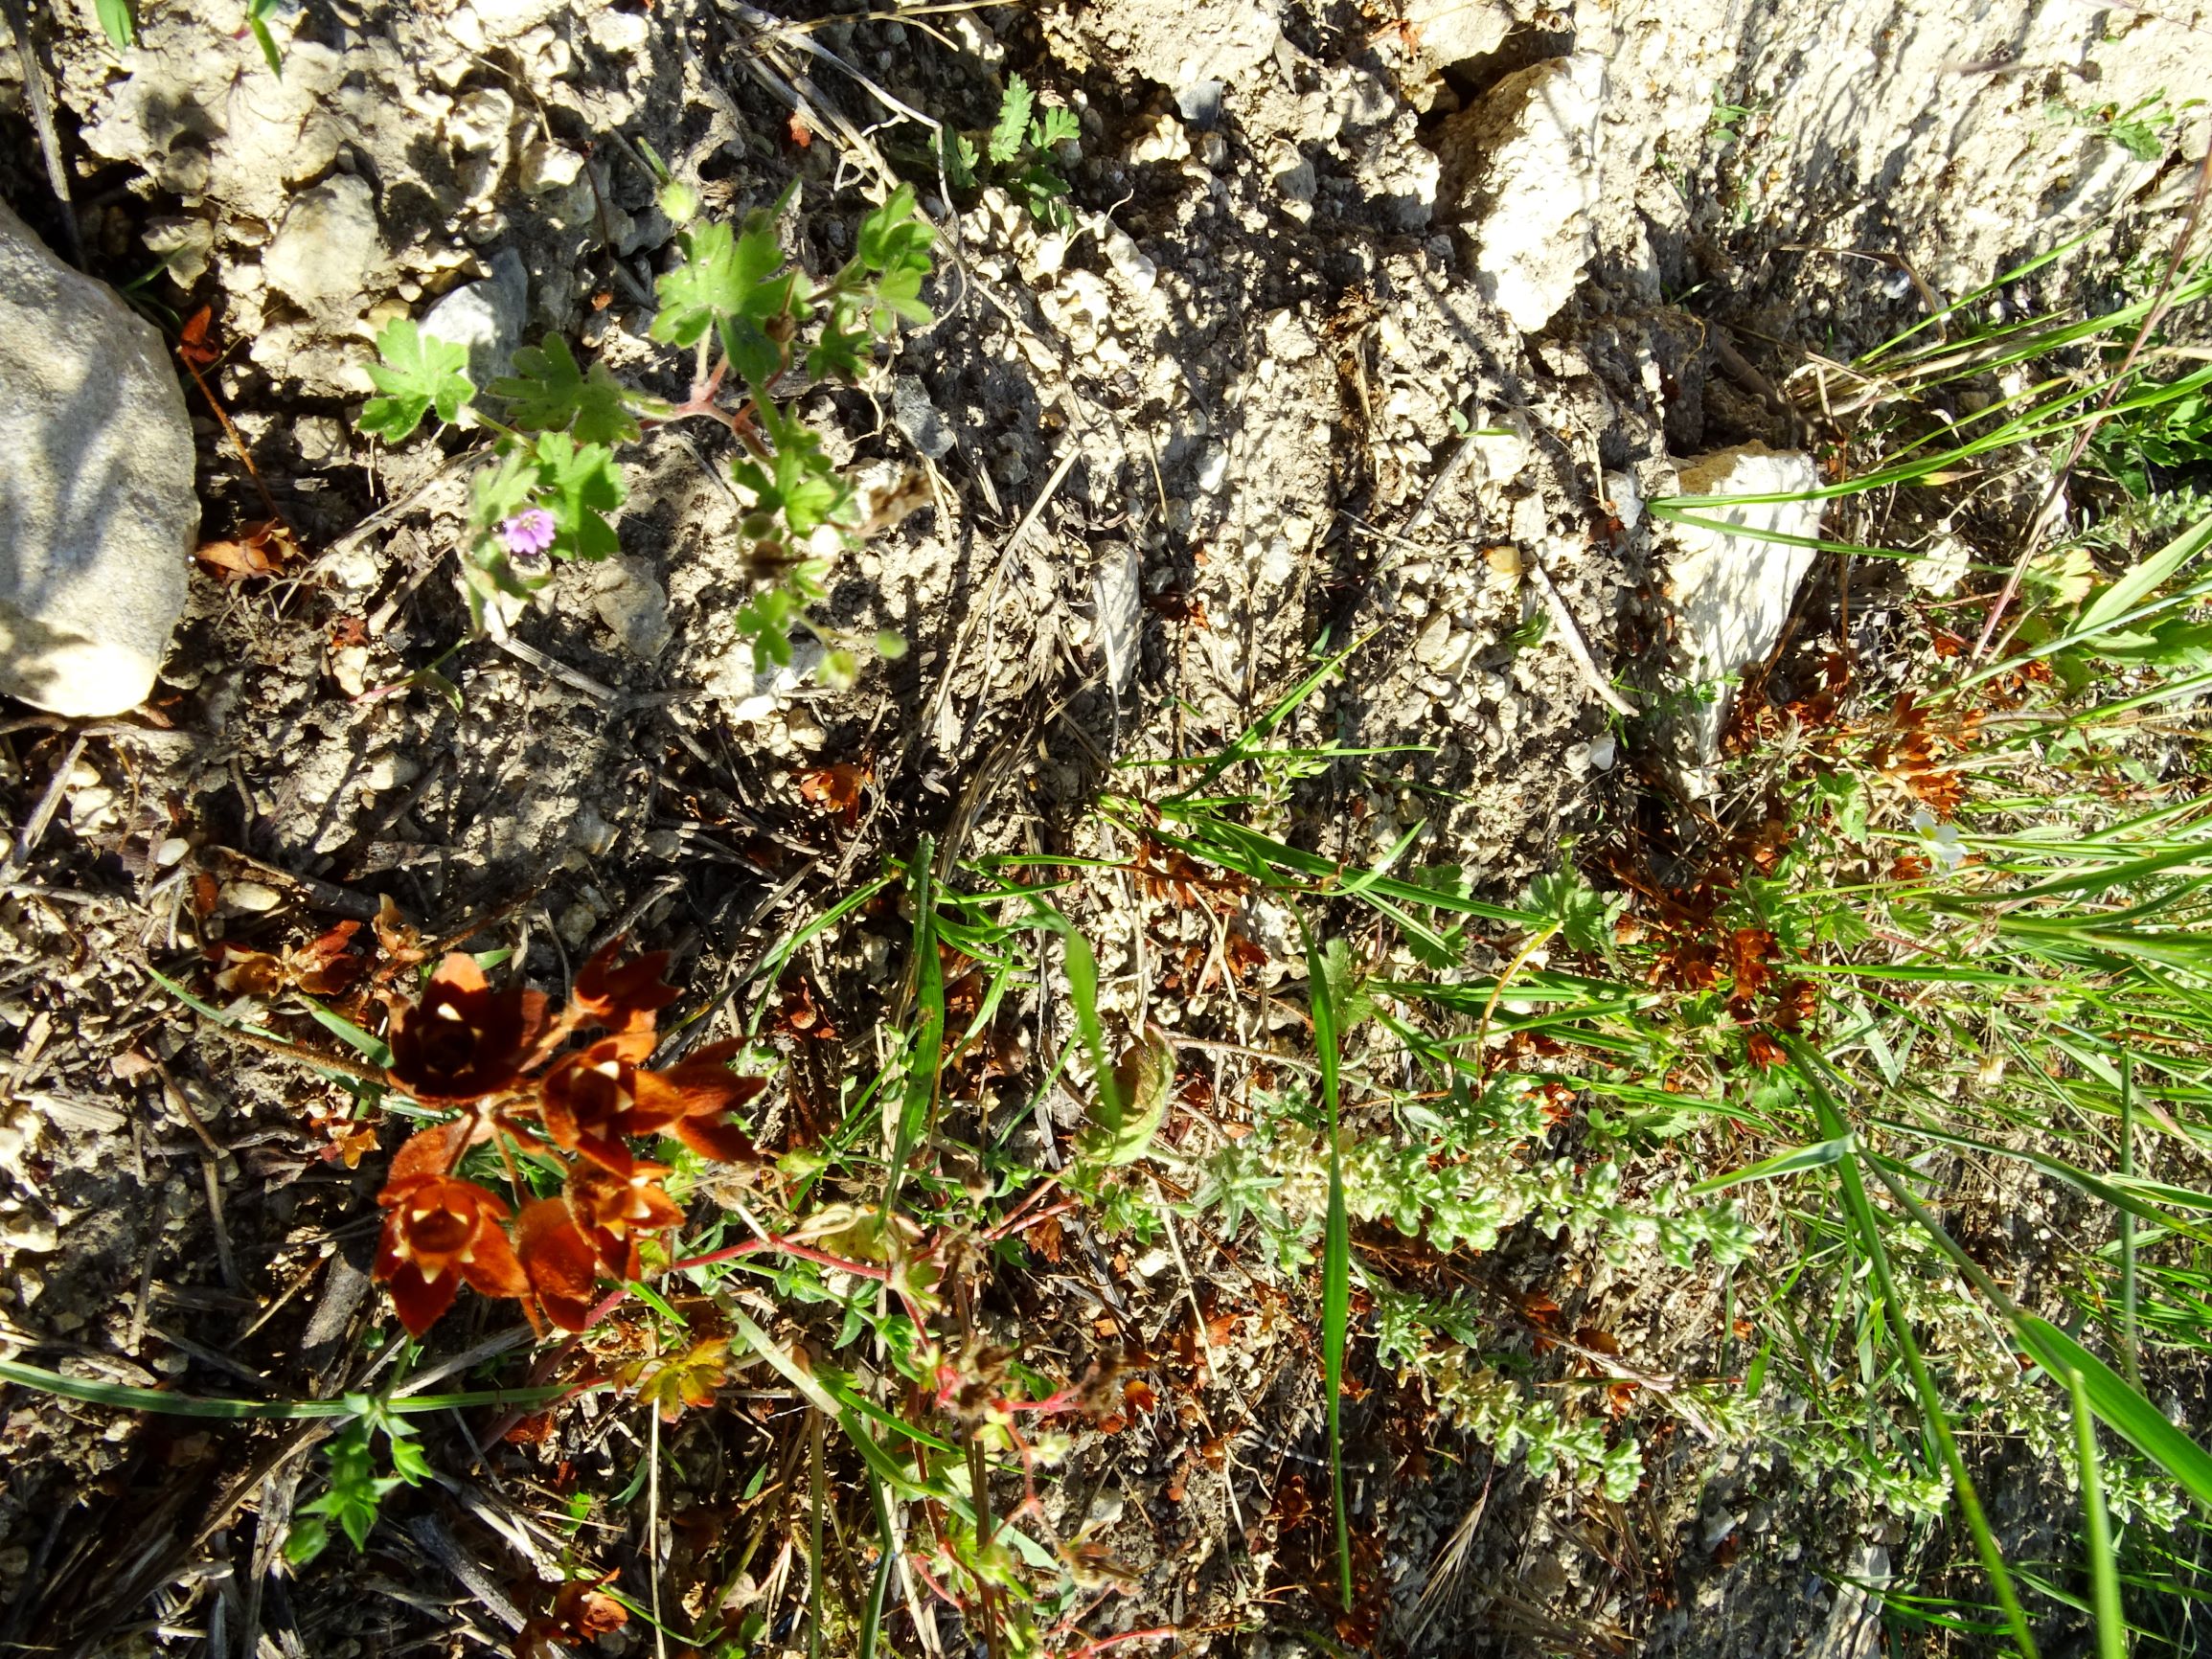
xmin=1402 ymin=0 xmax=1511 ymax=67
xmin=1438 ymin=53 xmax=1606 ymax=334
xmin=1663 ymin=443 xmax=1825 ymax=794
xmin=422 ymin=247 xmax=528 ymax=390
xmin=0 ymin=204 xmax=196 ymax=717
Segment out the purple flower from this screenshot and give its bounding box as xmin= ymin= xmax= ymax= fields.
xmin=499 ymin=509 xmax=557 ymax=558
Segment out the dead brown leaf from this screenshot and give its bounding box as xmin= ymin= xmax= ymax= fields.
xmin=796 ymin=762 xmax=870 ymax=829
xmin=195 ymin=518 xmax=296 ymax=582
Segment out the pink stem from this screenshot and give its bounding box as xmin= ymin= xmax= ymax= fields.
xmin=1064 ymin=1628 xmax=1179 ymax=1659
xmin=581 ymin=1233 xmax=895 ymax=1326
xmin=984 ymin=1179 xmax=1070 ymax=1242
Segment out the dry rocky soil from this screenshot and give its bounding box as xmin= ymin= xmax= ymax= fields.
xmin=0 ymin=0 xmax=2207 ymax=1654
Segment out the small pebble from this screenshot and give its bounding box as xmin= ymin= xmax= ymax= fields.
xmin=218 ymin=880 xmax=285 ymax=914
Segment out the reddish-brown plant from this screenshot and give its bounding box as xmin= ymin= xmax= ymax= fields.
xmin=211 ymin=920 xmax=365 ymax=999
xmin=517 ymin=1574 xmax=628 ymax=1659
xmin=569 ymin=946 xmax=680 ymax=1033
xmin=363 ymin=943 xmax=767 ymax=1337
xmin=564 ymin=1162 xmax=685 ymax=1280
xmin=513 ymin=1198 xmax=602 ymax=1332
xmin=539 ymin=1040 xmax=658 ymax=1172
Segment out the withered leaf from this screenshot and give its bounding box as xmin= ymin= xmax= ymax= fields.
xmin=795 ymin=762 xmax=870 ymax=829
xmin=195 ymin=519 xmax=296 ymax=583
xmin=627 ymin=1336 xmax=732 ymax=1422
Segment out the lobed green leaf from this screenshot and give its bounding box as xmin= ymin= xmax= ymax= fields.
xmin=988 ymin=75 xmax=1035 ymax=165
xmin=650 ymin=214 xmax=792 ymax=348
xmin=533 ymin=431 xmax=626 ymax=561
xmin=358 ymin=318 xmax=474 ymax=443
xmin=491 ymin=334 xmax=642 ymax=445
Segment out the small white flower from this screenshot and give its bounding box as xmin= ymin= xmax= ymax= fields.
xmin=1910 ymin=807 xmax=1966 ymax=871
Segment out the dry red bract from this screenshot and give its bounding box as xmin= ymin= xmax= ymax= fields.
xmin=565 ymin=1162 xmax=685 ymax=1280
xmin=569 ymin=946 xmax=680 ymax=1034
xmin=517 ymin=1575 xmax=628 ymax=1659
xmin=539 ymin=1040 xmax=657 ymax=1173
xmin=385 ymin=952 xmax=549 ymax=1102
xmin=376 ymin=1124 xmax=530 ymax=1335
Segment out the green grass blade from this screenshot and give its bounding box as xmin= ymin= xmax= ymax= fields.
xmin=730 ymin=1307 xmax=846 ymax=1418
xmin=0 ymin=1357 xmax=568 ymax=1420
xmin=304 ymin=1000 xmax=394 ymax=1067
xmin=729 ymin=1311 xmax=1006 ymax=1537
xmin=1797 ymin=1048 xmax=2212 ymax=1490
xmin=1170 ymin=627 xmax=1377 ymax=802
xmin=148 ymin=964 xmax=283 ymax=1034
xmin=1932 ymin=840 xmax=2212 ymax=904
xmin=741 ymin=871 xmax=899 ymax=1036
xmin=1790 ymin=1045 xmax=2042 ymax=1658
xmin=1866 ymin=1117 xmax=2212 ymax=1249
xmin=1025 ymin=903 xmax=1121 ymax=1130
xmin=2122 ymin=1053 xmax=2141 ymax=1389
xmin=1829 ymin=1072 xmax=2212 ymax=1511
xmin=2017 ymin=1316 xmax=2212 ymax=1511
xmin=858 ymin=1469 xmax=896 ymax=1659
xmin=247 ymin=2 xmax=285 ymax=75
xmin=1853 ymin=1127 xmax=2212 ymax=1508
xmin=147 ymin=966 xmax=379 ymax=1088
xmin=1856 ymin=228 xmax=2099 ymax=365
xmin=1139 ymin=807 xmax=1539 ymax=925
xmin=2076 ymin=510 xmax=2212 ymax=635
xmin=887 ymin=839 xmax=944 ymax=1207
xmin=2068 ymin=1368 xmax=2128 ymax=1659
xmin=809 ymin=1408 xmax=826 ymax=1659
xmin=95 ymin=0 xmax=135 ymax=48
xmin=625 ymin=1278 xmax=689 ymax=1329
xmin=1691 ymin=1135 xmax=1853 ymax=1193
xmin=1304 ymin=923 xmax=1354 ymax=1612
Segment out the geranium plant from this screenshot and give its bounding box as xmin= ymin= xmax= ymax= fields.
xmin=371 ymin=944 xmax=766 ymax=1335
xmin=357 ymin=182 xmax=937 ymax=681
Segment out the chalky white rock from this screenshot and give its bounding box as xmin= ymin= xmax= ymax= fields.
xmin=0 ymin=204 xmax=196 ymax=716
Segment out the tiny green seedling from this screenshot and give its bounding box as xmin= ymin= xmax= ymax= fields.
xmin=94 ymin=0 xmax=286 ymax=73
xmin=286 ymin=1393 xmax=434 ymax=1562
xmin=938 ymin=74 xmax=1081 ymax=229
xmin=94 ymin=0 xmax=135 ymax=49
xmin=244 ymin=0 xmax=286 ymax=74
xmin=1706 ymin=87 xmax=1756 ymax=145
xmin=2045 ymin=90 xmax=2200 ymax=162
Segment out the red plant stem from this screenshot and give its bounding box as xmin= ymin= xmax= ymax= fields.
xmin=984 ymin=1180 xmax=1072 ymax=1242
xmin=1008 ymin=1385 xmax=1084 ymax=1417
xmin=1062 ymin=1628 xmax=1179 ymax=1659
xmin=911 ymin=1557 xmax=964 ymax=1612
xmin=580 ymin=1233 xmax=897 ymax=1327
xmin=1000 ymin=1418 xmax=1047 ymax=1519
xmin=650 ymin=356 xmax=766 ymax=455
xmin=993 ymin=1176 xmax=1061 ymax=1232
xmin=669 ymin=1236 xmax=892 ymax=1282
xmin=988 ymin=1196 xmax=1080 ymax=1243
